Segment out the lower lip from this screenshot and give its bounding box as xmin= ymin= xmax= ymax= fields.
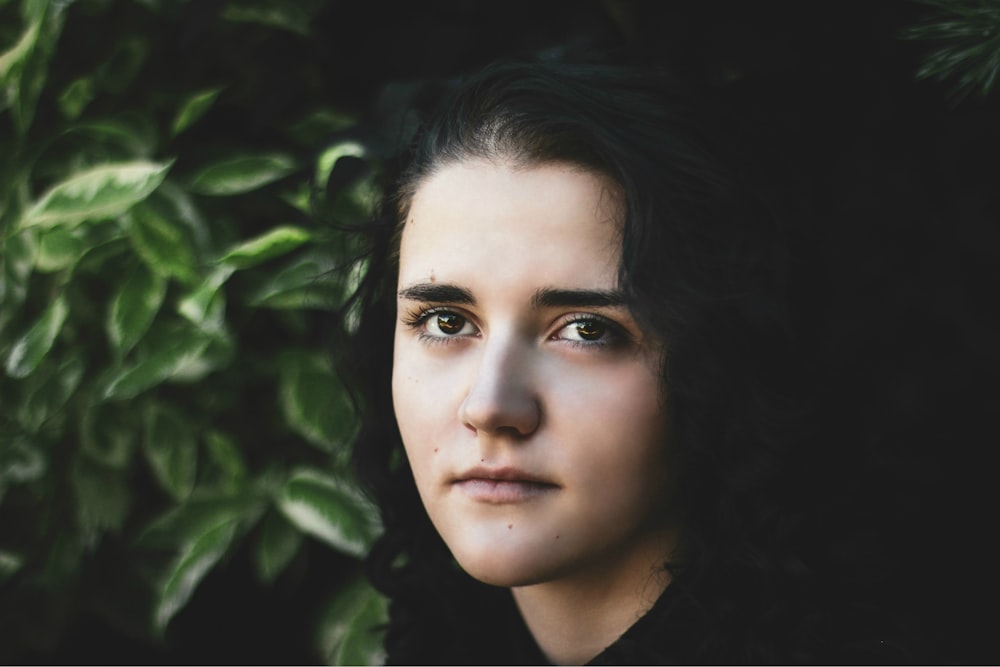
xmin=454 ymin=479 xmax=557 ymax=503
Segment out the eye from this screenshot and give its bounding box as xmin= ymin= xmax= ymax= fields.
xmin=554 ymin=315 xmax=625 ymax=348
xmin=403 ymin=307 xmax=479 ymax=342
xmin=426 ymin=311 xmax=475 ymax=337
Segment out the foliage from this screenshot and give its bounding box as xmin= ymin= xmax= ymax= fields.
xmin=0 ymin=0 xmax=387 ymax=662
xmin=903 ymin=0 xmax=1000 ymax=100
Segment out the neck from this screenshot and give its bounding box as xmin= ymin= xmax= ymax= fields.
xmin=510 ymin=531 xmax=674 ymax=665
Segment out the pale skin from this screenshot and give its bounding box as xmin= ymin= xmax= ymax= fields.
xmin=391 ymin=158 xmax=679 ymax=664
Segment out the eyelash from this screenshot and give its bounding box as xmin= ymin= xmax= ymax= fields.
xmin=554 ymin=312 xmax=629 ymax=350
xmin=401 ymin=307 xmax=478 ymax=346
xmin=401 ymin=307 xmax=628 ymax=350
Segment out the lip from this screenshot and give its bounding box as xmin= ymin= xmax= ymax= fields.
xmin=451 ymin=466 xmax=559 ymax=504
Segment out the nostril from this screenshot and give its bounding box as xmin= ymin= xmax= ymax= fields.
xmin=458 ymin=385 xmax=541 ymax=437
xmin=495 ymin=424 xmax=530 ymax=439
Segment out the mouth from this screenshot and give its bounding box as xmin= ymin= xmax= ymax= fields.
xmin=451 ymin=466 xmax=559 ymax=504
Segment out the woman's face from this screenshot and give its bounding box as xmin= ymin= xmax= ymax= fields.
xmin=392 ymin=159 xmax=676 ymax=589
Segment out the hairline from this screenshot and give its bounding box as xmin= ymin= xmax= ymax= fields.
xmin=395 ymin=146 xmax=621 ymax=217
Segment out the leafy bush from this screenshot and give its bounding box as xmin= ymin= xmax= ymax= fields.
xmin=1 ymin=0 xmax=387 ymax=662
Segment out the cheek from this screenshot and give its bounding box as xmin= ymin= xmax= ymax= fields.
xmin=391 ymin=340 xmax=465 ymax=468
xmin=555 ymin=362 xmax=669 ymax=497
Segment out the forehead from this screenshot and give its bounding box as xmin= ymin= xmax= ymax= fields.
xmin=398 ymin=160 xmax=623 ymax=286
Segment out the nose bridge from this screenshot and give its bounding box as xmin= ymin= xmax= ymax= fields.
xmin=460 ymin=328 xmax=540 ymax=436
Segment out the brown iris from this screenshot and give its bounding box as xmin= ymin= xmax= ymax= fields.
xmin=436 ymin=312 xmax=466 ymax=335
xmin=575 ymin=320 xmax=605 ymax=341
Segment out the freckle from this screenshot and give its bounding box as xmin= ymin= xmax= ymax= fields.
xmin=556 ymin=535 xmax=560 ymax=539
xmin=433 ymin=448 xmax=439 ymax=453
xmin=508 ymin=524 xmax=513 ymax=529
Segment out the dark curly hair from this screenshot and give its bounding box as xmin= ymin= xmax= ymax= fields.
xmin=336 ymin=59 xmax=910 ymax=664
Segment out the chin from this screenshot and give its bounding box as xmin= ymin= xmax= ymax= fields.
xmin=457 ymin=557 xmax=551 ymax=588
xmin=448 ymin=537 xmax=572 ymax=588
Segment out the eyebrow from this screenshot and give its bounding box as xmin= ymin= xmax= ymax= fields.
xmin=397 ymin=282 xmax=629 ymax=310
xmin=530 ymin=287 xmax=628 ymax=309
xmin=397 ymin=283 xmax=475 ymax=304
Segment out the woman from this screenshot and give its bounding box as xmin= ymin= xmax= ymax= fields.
xmin=338 ymin=60 xmax=904 ymax=664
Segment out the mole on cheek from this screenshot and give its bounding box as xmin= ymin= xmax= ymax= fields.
xmin=433 ymin=448 xmax=439 ymax=453
xmin=508 ymin=524 xmax=513 ymax=530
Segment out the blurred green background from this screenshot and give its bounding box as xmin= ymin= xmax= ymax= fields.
xmin=1 ymin=0 xmax=997 ymax=663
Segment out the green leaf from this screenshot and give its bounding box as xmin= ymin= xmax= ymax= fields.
xmin=19 ymin=161 xmax=173 ymax=229
xmin=146 ymin=182 xmax=212 ymax=257
xmin=81 ymin=401 xmax=140 ymax=468
xmin=170 ymin=87 xmax=224 ymax=136
xmin=279 ymin=351 xmax=357 ymax=452
xmin=285 ymin=108 xmax=358 ymax=145
xmin=0 ymin=436 xmax=46 ymax=491
xmin=280 ymin=179 xmax=312 ymax=214
xmin=43 ymin=531 xmax=84 ymax=588
xmin=4 ymin=294 xmax=68 ymax=378
xmin=35 ymin=224 xmax=87 ymax=272
xmin=277 ymin=468 xmax=380 ymax=558
xmin=72 ymin=115 xmax=159 ymax=159
xmin=176 ymin=264 xmax=233 ymax=329
xmin=0 ymin=549 xmax=25 ymax=584
xmin=3 ymin=1 xmax=66 ymax=135
xmin=94 ymin=36 xmax=147 ymax=95
xmin=72 ymin=454 xmax=131 ymax=533
xmin=123 ymin=201 xmax=200 ymax=285
xmin=73 ymin=235 xmax=130 ymax=277
xmin=143 ymin=403 xmax=198 ymax=501
xmin=0 ymin=229 xmax=38 ymax=313
xmin=253 ymin=510 xmax=303 ymax=584
xmin=220 ymin=225 xmax=312 ymax=269
xmin=154 ymin=520 xmax=237 ymax=633
xmin=0 ymin=17 xmax=40 ymax=87
xmin=317 ymin=574 xmax=388 ymax=666
xmin=221 ymin=1 xmax=312 ymax=35
xmin=328 ymin=174 xmax=379 ymax=225
xmin=107 ymin=262 xmax=168 ymax=355
xmin=101 ymin=324 xmax=214 ymax=400
xmin=15 ymin=353 xmax=84 ymax=433
xmin=141 ymin=492 xmax=266 ymax=630
xmin=247 ymin=252 xmax=339 ymax=310
xmin=137 ymin=493 xmax=264 ymax=550
xmin=203 ymin=429 xmax=248 ymax=491
xmin=57 ymin=75 xmax=95 ymax=119
xmin=187 ymin=153 xmax=296 ymax=195
xmin=315 ymin=140 xmax=366 ymax=186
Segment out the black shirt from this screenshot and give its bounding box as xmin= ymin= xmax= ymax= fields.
xmin=387 ymin=582 xmax=689 ymax=665
xmin=385 ymin=576 xmax=908 ymax=664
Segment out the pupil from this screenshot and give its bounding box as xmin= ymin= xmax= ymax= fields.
xmin=576 ymin=320 xmax=604 ymax=340
xmin=437 ymin=313 xmax=464 ymax=334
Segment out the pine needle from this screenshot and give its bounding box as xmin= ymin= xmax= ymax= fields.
xmin=902 ymin=0 xmax=1000 ymax=101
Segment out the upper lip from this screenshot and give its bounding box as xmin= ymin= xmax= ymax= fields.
xmin=452 ymin=466 xmax=557 ymax=486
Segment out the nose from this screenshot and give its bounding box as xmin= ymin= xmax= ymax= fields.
xmin=458 ymin=335 xmax=541 ymax=437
